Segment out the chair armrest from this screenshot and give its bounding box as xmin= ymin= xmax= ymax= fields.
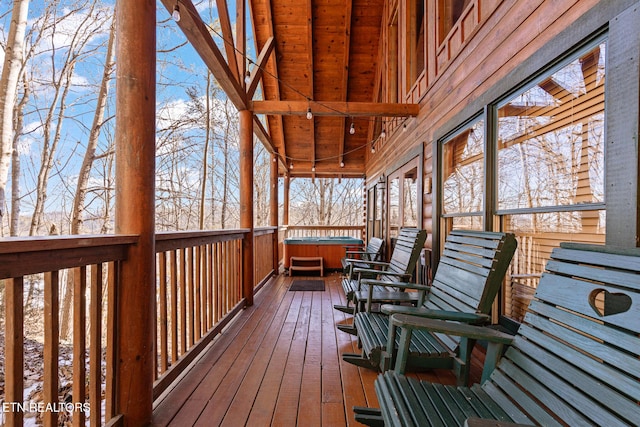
xmin=390 ymin=314 xmax=513 ymax=344
xmin=381 ymin=305 xmax=490 ymax=324
xmin=357 ymin=260 xmax=391 ymax=268
xmin=361 ymin=280 xmax=430 ymax=292
xmin=345 ymin=250 xmax=368 ymax=256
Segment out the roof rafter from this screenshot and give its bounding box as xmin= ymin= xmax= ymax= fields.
xmin=307 ymin=0 xmax=316 ymax=170
xmin=251 ymin=100 xmax=420 ymax=117
xmin=160 ymin=0 xmax=246 ymax=109
xmin=339 ymin=0 xmax=354 ymax=167
xmin=215 ymin=0 xmax=240 ymax=84
xmin=246 ymin=36 xmax=275 ymax=100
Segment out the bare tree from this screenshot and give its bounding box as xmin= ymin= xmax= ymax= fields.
xmin=0 ymin=0 xmax=30 ymax=235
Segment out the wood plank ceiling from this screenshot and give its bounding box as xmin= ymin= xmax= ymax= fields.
xmin=250 ymin=0 xmax=386 ymax=178
xmin=162 ymin=0 xmax=414 ymax=178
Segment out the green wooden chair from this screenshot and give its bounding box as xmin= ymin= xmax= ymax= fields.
xmin=333 ymin=228 xmax=427 ymax=314
xmin=343 ymin=230 xmax=517 ymax=386
xmin=355 ymin=243 xmax=640 ymax=427
xmin=341 ymin=236 xmax=384 ymax=276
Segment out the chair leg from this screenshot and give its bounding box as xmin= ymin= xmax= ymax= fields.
xmin=353 ymin=407 xmax=384 ymax=427
xmin=342 ymin=352 xmax=378 ymax=369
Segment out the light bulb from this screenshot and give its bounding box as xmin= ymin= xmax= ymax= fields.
xmin=371 ymin=145 xmax=375 ymax=154
xmin=290 ymin=163 xmax=294 ymax=169
xmin=172 ymin=5 xmax=181 ymax=22
xmin=340 ymin=161 xmax=345 ymax=168
xmin=403 ymin=123 xmax=407 ymax=132
xmin=380 ymin=128 xmax=386 ymax=138
xmin=349 ymin=122 xmax=355 ymax=135
xmin=306 ymin=107 xmax=313 ymax=120
xmin=312 ymin=165 xmax=316 ymax=172
xmin=244 ymin=70 xmax=251 ymax=84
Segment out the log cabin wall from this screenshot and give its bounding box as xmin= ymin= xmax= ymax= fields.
xmin=365 ymin=0 xmax=640 ymax=324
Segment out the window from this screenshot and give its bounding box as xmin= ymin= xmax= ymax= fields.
xmin=437 ymin=38 xmax=607 ymax=324
xmin=407 ymin=0 xmax=425 ymax=90
xmin=388 ymin=158 xmax=421 ymax=239
xmin=366 ymin=182 xmax=385 ymax=241
xmin=441 ymin=118 xmax=485 ymax=234
xmin=497 ymin=40 xmax=606 ymax=322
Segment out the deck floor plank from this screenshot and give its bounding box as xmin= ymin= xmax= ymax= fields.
xmin=153 ymin=272 xmax=473 ymax=427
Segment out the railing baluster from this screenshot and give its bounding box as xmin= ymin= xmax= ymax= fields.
xmin=44 ymin=271 xmax=60 ymax=427
xmin=5 ymin=276 xmax=24 ymax=427
xmin=170 ymin=250 xmax=178 ymax=364
xmin=179 ymin=248 xmax=187 ymax=356
xmin=194 ymin=245 xmax=201 ymax=341
xmin=159 ymin=252 xmax=168 ymax=374
xmin=73 ymin=266 xmax=87 ymax=427
xmin=90 ymin=263 xmax=103 ymax=427
xmin=106 ymin=261 xmax=118 ymax=421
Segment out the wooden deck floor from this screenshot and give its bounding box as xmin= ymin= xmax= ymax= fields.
xmin=152 ymin=273 xmax=484 ymax=426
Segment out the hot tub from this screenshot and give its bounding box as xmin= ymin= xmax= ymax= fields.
xmin=283 ymin=236 xmax=364 ymax=270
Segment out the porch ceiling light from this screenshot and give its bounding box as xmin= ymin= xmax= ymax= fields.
xmin=380 ymin=127 xmax=386 ymax=138
xmin=306 ymin=107 xmax=313 ymax=120
xmin=172 ymin=4 xmax=181 ymax=22
xmin=349 ymin=121 xmax=356 ymax=135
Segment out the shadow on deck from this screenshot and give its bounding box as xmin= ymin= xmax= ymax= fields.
xmin=152 ymin=273 xmax=486 ymax=426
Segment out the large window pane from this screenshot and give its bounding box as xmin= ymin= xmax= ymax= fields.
xmin=497 ymin=43 xmax=606 ymax=211
xmin=442 ymin=119 xmax=484 ymax=215
xmin=389 ymin=177 xmax=400 ymax=238
xmin=403 ymin=168 xmax=418 ymax=227
xmin=503 ymin=210 xmax=605 ymax=322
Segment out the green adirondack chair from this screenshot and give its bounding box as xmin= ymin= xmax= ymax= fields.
xmin=355 ymin=243 xmax=640 ymax=427
xmin=333 ymin=228 xmax=427 ymax=314
xmin=343 ymin=230 xmax=517 ymax=387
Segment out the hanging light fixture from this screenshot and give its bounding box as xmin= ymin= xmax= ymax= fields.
xmin=371 ymin=144 xmax=376 ymax=154
xmin=349 ymin=120 xmax=356 ymax=135
xmin=172 ymin=4 xmax=181 ymax=22
xmin=402 ymin=123 xmax=407 ymax=132
xmin=306 ymin=107 xmax=313 ymax=120
xmin=380 ymin=127 xmax=386 ymax=138
xmin=340 ymin=161 xmax=345 ymax=168
xmin=244 ymin=69 xmax=251 ymax=84
xmin=312 ymin=164 xmax=316 ymax=172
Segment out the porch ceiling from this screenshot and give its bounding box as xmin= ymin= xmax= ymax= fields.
xmin=163 ymin=0 xmax=413 ymax=179
xmin=250 ymin=0 xmax=386 ymax=178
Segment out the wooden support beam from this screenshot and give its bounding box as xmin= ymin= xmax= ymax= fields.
xmin=246 ymin=36 xmax=275 ymax=100
xmin=159 ymin=0 xmax=246 ymax=109
xmin=339 ymin=0 xmax=354 ymax=170
xmin=306 ymin=0 xmax=316 ymax=174
xmin=283 ymin=175 xmax=290 ymax=225
xmin=236 ymin=0 xmax=246 ymax=87
xmin=270 ymin=154 xmax=279 ymax=271
xmin=114 ymin=0 xmax=156 ymax=423
xmin=251 ymin=100 xmax=420 ymax=117
xmin=239 ymin=110 xmax=254 ymax=306
xmin=215 ymin=0 xmax=241 ymax=84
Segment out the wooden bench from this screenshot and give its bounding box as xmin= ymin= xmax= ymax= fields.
xmin=341 ymin=237 xmax=384 ymax=275
xmin=355 ymin=243 xmax=640 ymax=427
xmin=333 ymin=228 xmax=427 ymax=314
xmin=289 ymin=256 xmax=323 ymax=276
xmin=343 ymin=230 xmax=517 ymax=386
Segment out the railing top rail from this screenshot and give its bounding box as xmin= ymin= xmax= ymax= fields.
xmin=281 ymin=225 xmax=365 ymax=230
xmin=0 ymin=234 xmax=139 ymax=254
xmin=0 ymin=234 xmax=139 ymax=279
xmin=155 ymin=228 xmax=250 ymax=252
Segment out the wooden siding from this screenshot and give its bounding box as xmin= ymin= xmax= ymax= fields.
xmin=366 ymin=0 xmax=617 ymax=253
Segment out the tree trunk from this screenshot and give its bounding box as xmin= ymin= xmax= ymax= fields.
xmin=71 ymin=16 xmax=116 ymax=235
xmin=0 ymin=0 xmax=30 ymax=233
xmin=10 ymin=74 xmax=29 ymax=236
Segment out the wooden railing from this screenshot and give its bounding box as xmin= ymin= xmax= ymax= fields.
xmin=254 ymin=227 xmax=277 ymax=290
xmin=281 ymin=225 xmax=365 ymax=240
xmin=0 ymin=235 xmax=137 ymax=427
xmin=0 ymin=228 xmax=271 ymax=426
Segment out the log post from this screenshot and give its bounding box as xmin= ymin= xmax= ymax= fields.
xmin=270 ymin=154 xmax=279 ymax=271
xmin=240 ymin=109 xmax=254 ymax=306
xmin=283 ymin=174 xmax=290 ymax=226
xmin=114 ymin=0 xmax=155 ymax=424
